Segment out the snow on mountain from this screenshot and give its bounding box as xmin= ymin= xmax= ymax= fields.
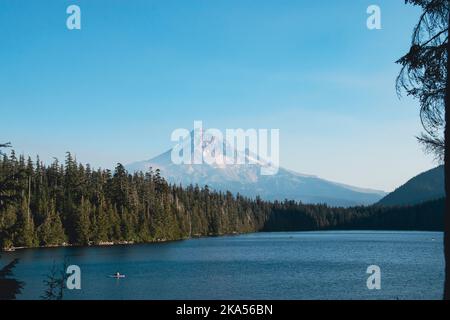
xmin=126 ymin=130 xmax=386 ymax=207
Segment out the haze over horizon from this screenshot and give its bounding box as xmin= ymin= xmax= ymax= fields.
xmin=0 ymin=0 xmax=438 ymax=192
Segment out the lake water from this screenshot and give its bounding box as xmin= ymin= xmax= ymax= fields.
xmin=0 ymin=231 xmax=444 ymax=300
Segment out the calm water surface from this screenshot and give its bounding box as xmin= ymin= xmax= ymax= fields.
xmin=0 ymin=231 xmax=444 ymax=300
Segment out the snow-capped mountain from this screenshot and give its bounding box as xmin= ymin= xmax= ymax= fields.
xmin=126 ymin=130 xmax=386 ymax=207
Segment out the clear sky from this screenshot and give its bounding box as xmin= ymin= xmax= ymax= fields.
xmin=0 ymin=0 xmax=437 ymax=192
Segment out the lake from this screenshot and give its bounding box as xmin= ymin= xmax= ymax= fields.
xmin=0 ymin=231 xmax=444 ymax=300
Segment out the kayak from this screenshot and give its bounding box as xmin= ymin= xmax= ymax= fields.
xmin=109 ymin=275 xmax=126 ymax=278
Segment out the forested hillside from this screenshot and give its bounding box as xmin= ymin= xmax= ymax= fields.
xmin=377 ymin=166 xmax=444 ymax=206
xmin=264 ymin=198 xmax=444 ymax=232
xmin=0 ymin=151 xmax=444 ymax=249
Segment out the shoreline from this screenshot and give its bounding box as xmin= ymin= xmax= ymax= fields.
xmin=1 ymin=231 xmax=244 ymax=253
xmin=1 ymin=229 xmax=442 ymax=253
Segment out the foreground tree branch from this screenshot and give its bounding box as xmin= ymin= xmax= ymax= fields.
xmin=444 ymin=1 xmax=450 ymax=301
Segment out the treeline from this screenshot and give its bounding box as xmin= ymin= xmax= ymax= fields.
xmin=264 ymin=198 xmax=444 ymax=232
xmin=0 ymin=151 xmax=269 ymax=248
xmin=0 ymin=151 xmax=444 ymax=249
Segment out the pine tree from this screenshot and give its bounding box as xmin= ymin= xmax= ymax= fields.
xmin=92 ymin=200 xmax=109 ymax=243
xmin=37 ymin=202 xmax=67 ymax=246
xmin=74 ymin=196 xmax=91 ymax=245
xmin=14 ymin=198 xmax=36 ymax=247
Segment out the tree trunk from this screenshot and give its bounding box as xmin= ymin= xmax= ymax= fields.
xmin=27 ymin=176 xmax=31 ymax=222
xmin=444 ymin=11 xmax=450 ymax=301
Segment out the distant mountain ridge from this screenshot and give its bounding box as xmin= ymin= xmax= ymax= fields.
xmin=126 ymin=132 xmax=386 ymax=207
xmin=377 ymin=165 xmax=444 ymax=206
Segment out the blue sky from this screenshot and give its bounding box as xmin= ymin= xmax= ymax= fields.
xmin=0 ymin=0 xmax=436 ymax=191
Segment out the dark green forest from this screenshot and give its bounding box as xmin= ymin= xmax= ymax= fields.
xmin=0 ymin=151 xmax=444 ymax=249
xmin=264 ymin=198 xmax=444 ymax=232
